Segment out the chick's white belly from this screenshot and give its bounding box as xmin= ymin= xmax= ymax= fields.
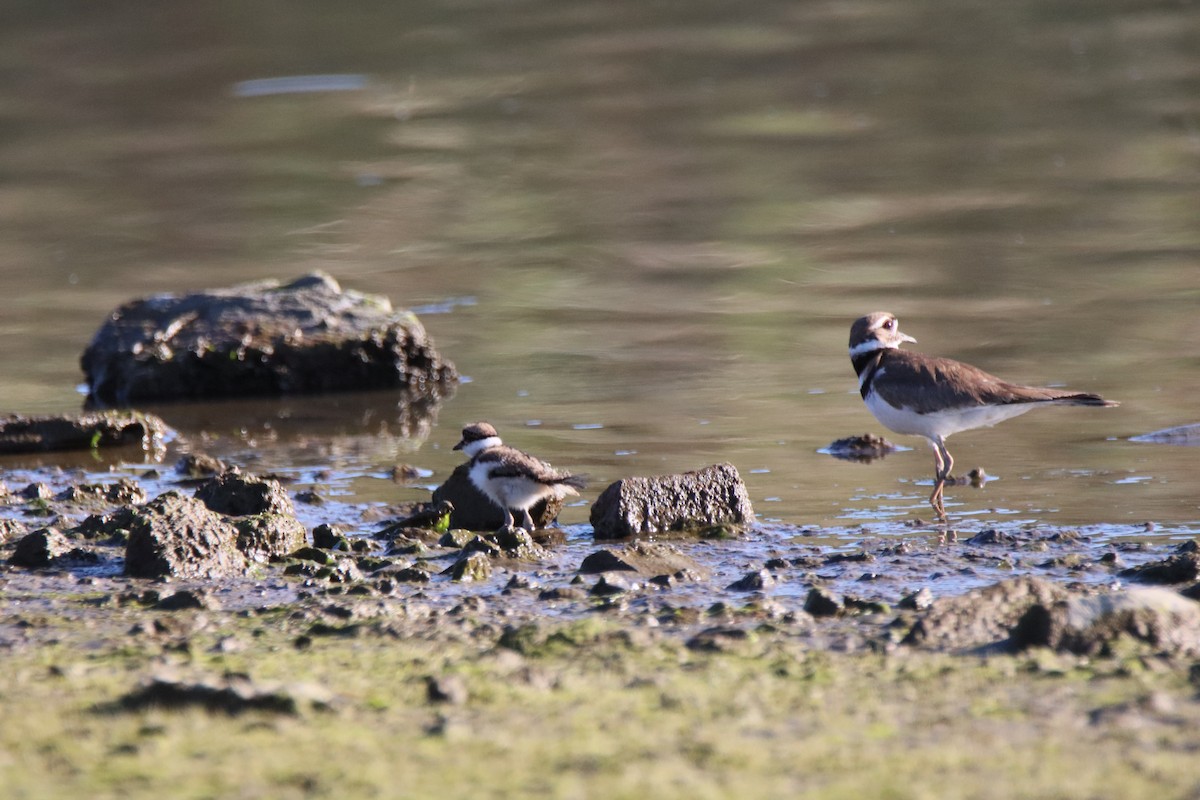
xmin=469 ymin=461 xmax=555 ymax=509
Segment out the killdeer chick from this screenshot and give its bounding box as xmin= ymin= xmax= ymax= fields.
xmin=453 ymin=422 xmax=586 ymax=531
xmin=849 ymin=312 xmax=1118 ymax=521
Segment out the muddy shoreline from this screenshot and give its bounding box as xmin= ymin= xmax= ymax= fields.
xmin=4 ymin=455 xmax=1200 ymax=797
xmin=3 ymin=456 xmax=1197 ymax=652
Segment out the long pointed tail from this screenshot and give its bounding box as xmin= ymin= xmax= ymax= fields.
xmin=1052 ymin=392 xmax=1119 ymax=407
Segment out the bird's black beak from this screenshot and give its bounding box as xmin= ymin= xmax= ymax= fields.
xmin=452 ymin=440 xmax=465 ymax=451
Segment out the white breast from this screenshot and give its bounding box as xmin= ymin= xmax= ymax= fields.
xmin=468 ymin=459 xmax=574 ymax=511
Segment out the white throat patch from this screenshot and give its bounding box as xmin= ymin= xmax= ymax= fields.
xmin=849 ymin=339 xmax=886 ymax=359
xmin=462 ymin=436 xmax=502 ymax=457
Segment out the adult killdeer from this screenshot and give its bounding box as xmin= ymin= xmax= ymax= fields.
xmin=453 ymin=422 xmax=586 ymax=531
xmin=848 ymin=312 xmax=1118 ymax=521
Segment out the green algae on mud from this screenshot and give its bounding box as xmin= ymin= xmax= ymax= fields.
xmin=2 ymin=587 xmax=1199 ymax=799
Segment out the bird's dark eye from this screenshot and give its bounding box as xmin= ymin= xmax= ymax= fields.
xmin=883 ymin=319 xmax=894 ymax=329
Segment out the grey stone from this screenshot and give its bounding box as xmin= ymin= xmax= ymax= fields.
xmin=10 ymin=528 xmax=73 ymax=568
xmin=194 ymin=471 xmax=306 ymax=562
xmin=1012 ymin=588 xmax=1200 ymax=657
xmin=578 ymin=541 xmax=709 ymax=579
xmin=446 ymin=552 xmax=493 ymax=583
xmin=589 ymin=463 xmax=755 ymax=539
xmin=124 ymin=492 xmax=246 ymax=579
xmin=728 ymin=569 xmax=776 ymax=592
xmin=1119 ymin=552 xmax=1200 ymax=584
xmin=903 ymin=577 xmax=1070 ymax=651
xmin=803 ymin=587 xmax=843 ymax=617
xmin=0 ymin=518 xmax=29 ymax=545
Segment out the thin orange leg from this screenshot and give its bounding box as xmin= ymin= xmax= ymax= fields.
xmin=928 ymin=437 xmax=953 ymax=522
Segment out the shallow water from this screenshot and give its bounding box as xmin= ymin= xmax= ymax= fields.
xmin=1 ymin=0 xmax=1199 ymax=544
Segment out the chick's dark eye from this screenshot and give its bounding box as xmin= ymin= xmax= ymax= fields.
xmin=883 ymin=319 xmax=894 ymax=329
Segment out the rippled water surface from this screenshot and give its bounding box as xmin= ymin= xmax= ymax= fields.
xmin=1 ymin=0 xmax=1199 ymax=538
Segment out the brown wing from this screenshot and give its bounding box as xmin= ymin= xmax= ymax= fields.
xmin=875 ymin=350 xmax=1097 ymax=413
xmin=478 ymin=448 xmax=577 ymax=483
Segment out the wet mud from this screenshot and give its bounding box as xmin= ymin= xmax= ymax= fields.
xmin=2 ymin=456 xmax=1197 ymax=659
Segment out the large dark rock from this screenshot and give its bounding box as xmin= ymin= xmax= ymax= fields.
xmin=124 ymin=492 xmax=246 ymax=579
xmin=903 ymin=577 xmax=1070 ymax=651
xmin=432 ymin=463 xmax=564 ymax=531
xmin=81 ymin=272 xmax=457 ymax=408
xmin=1012 ymin=588 xmax=1200 ymax=657
xmin=194 ymin=471 xmax=306 ymax=562
xmin=0 ymin=411 xmax=170 ymax=454
xmin=589 ymin=463 xmax=755 ymax=539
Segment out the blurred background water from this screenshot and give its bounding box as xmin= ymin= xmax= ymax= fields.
xmin=1 ymin=0 xmax=1198 ymax=528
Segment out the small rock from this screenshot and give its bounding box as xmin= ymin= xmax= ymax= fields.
xmin=823 ymin=433 xmax=897 ymax=462
xmin=966 ymin=529 xmax=1012 ymax=546
xmin=114 ymin=670 xmax=334 ymax=715
xmin=10 ymin=528 xmax=74 ymax=568
xmin=438 ymin=529 xmax=476 ymax=549
xmin=686 ymin=627 xmax=753 ymax=652
xmin=578 ymin=541 xmax=709 ymax=578
xmin=0 ymin=518 xmax=29 ymax=544
xmin=727 ymin=569 xmax=776 ymax=592
xmin=155 ymin=589 xmax=219 ymax=611
xmin=503 ymin=575 xmax=539 ymax=592
xmin=20 ymin=483 xmax=52 ymax=501
xmin=539 ymin=587 xmax=588 ymax=602
xmin=391 ymin=464 xmax=423 ymax=482
xmin=803 ymin=587 xmax=843 ymax=617
xmin=194 ymin=470 xmax=295 ymax=517
xmin=386 ymin=500 xmax=454 ymax=533
xmin=293 ymin=489 xmax=327 ymax=506
xmin=590 ymin=575 xmax=633 ymax=596
xmin=462 ymin=536 xmax=502 ymax=558
xmin=312 ymin=524 xmax=349 ymax=551
xmin=194 ymin=471 xmax=306 ymax=562
xmin=176 ymin=453 xmax=228 ymax=479
xmin=290 ymin=547 xmax=336 ymax=566
xmin=426 ymin=675 xmax=469 ymax=705
xmin=824 ymin=551 xmax=874 ymax=565
xmin=898 ymin=588 xmax=934 ymax=611
xmin=1119 ymin=552 xmax=1200 ymax=585
xmin=843 ymin=596 xmax=890 ymax=615
xmin=391 ymin=566 xmax=434 ymax=583
xmin=446 ymin=552 xmax=493 ymax=583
